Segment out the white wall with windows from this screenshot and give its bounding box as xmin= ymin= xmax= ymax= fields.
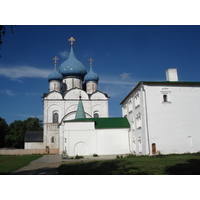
xmin=121 ymin=79 xmax=200 ymax=155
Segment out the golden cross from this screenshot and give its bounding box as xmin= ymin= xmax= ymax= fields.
xmin=68 ymin=37 xmax=75 ymax=46
xmin=53 ymin=56 xmax=59 ymax=65
xmin=88 ymin=57 xmax=94 ymax=66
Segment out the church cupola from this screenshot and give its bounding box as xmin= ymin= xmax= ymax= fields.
xmin=59 ymin=37 xmax=87 ymax=92
xmin=84 ymin=58 xmax=99 ymax=94
xmin=48 ymin=56 xmax=63 ymax=92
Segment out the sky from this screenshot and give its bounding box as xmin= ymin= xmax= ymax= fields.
xmin=1 ymin=25 xmax=200 ymax=124
xmin=1 ymin=1 xmax=200 ymax=196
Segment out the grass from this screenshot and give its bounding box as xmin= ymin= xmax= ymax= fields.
xmin=0 ymin=154 xmax=43 ymax=174
xmin=58 ymin=153 xmax=200 ymax=175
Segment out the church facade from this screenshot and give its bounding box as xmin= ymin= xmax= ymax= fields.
xmin=25 ymin=37 xmax=131 ymax=156
xmin=25 ymin=38 xmax=200 ymax=156
xmin=121 ymin=69 xmax=200 ymax=155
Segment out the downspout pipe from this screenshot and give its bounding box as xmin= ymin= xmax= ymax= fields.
xmin=142 ymin=85 xmax=151 ymax=155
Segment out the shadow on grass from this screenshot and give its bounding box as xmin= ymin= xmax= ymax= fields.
xmin=8 ymin=167 xmax=59 ymax=175
xmin=165 ymin=159 xmax=200 ymax=175
xmin=58 ymin=160 xmax=148 ymax=175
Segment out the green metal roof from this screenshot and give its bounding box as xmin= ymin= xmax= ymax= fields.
xmin=67 ymin=117 xmax=130 ymax=129
xmin=75 ymin=99 xmax=86 ymax=119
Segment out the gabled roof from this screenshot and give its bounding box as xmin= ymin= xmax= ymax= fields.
xmin=120 ymin=81 xmax=200 ymax=105
xmin=24 ymin=131 xmax=43 ymax=142
xmin=67 ymin=117 xmax=130 ymax=129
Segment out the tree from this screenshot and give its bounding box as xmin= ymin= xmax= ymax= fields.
xmin=4 ymin=120 xmax=26 ymax=149
xmin=0 ymin=25 xmax=15 ymax=57
xmin=25 ymin=117 xmax=43 ymax=131
xmin=0 ymin=117 xmax=9 ymax=148
xmin=4 ymin=117 xmax=43 ymax=149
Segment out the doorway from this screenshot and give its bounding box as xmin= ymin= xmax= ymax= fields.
xmin=152 ymin=143 xmax=156 ymax=155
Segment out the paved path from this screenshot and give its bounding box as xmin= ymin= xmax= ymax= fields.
xmin=11 ymin=154 xmax=117 ymax=175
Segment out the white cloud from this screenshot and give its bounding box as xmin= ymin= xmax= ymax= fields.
xmin=0 ymin=65 xmax=51 ymax=79
xmin=26 ymin=92 xmax=42 ymax=96
xmin=59 ymin=50 xmax=69 ymax=58
xmin=0 ymin=90 xmax=18 ymax=96
xmin=98 ymin=73 xmax=137 ymax=98
xmin=120 ymin=72 xmax=132 ymax=80
xmin=100 ymin=73 xmax=136 ymax=86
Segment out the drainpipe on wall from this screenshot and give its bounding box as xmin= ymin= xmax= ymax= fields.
xmin=128 ymin=128 xmax=133 ymax=154
xmin=142 ymin=85 xmax=151 ymax=155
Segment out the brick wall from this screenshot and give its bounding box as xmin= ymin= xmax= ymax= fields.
xmin=0 ymin=148 xmax=59 ymax=155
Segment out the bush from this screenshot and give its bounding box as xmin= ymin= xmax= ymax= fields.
xmin=75 ymin=155 xmax=84 ymax=159
xmin=61 ymin=151 xmax=68 ymax=159
xmin=93 ymin=153 xmax=99 ymax=157
xmin=126 ymin=154 xmax=136 ymax=158
xmin=116 ymin=155 xmax=123 ymax=159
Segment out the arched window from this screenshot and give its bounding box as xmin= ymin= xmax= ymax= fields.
xmin=163 ymin=94 xmax=168 ymax=102
xmin=53 ymin=113 xmax=59 ymax=123
xmin=94 ymin=111 xmax=99 ymax=118
xmin=51 ymin=136 xmax=55 ymax=143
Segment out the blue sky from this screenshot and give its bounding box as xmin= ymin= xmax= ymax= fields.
xmin=1 ymin=25 xmax=200 ymax=124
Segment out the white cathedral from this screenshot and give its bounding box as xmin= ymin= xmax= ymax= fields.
xmin=25 ymin=37 xmax=200 ymax=156
xmin=25 ymin=37 xmax=130 ymax=156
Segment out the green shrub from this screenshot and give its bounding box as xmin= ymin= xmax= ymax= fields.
xmin=93 ymin=153 xmax=99 ymax=157
xmin=116 ymin=155 xmax=124 ymax=159
xmin=61 ymin=151 xmax=68 ymax=159
xmin=126 ymin=154 xmax=136 ymax=158
xmin=75 ymin=155 xmax=84 ymax=159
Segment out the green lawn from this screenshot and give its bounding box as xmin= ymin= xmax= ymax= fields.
xmin=0 ymin=154 xmax=43 ymax=174
xmin=58 ymin=153 xmax=200 ymax=175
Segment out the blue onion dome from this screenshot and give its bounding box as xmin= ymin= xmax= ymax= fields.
xmin=59 ymin=37 xmax=87 ymax=78
xmin=48 ymin=56 xmax=63 ymax=82
xmin=84 ymin=59 xmax=99 ymax=83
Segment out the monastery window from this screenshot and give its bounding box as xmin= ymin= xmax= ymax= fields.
xmin=53 ymin=112 xmax=59 ymax=123
xmin=138 ymin=136 xmax=142 ymax=154
xmin=136 ymin=113 xmax=142 ymax=129
xmin=62 ymin=80 xmax=67 ymax=91
xmin=163 ymin=94 xmax=167 ymax=102
xmin=131 ymin=117 xmax=135 ymax=131
xmin=134 ymin=91 xmax=140 ymax=108
xmin=161 ymin=88 xmax=171 ymax=103
xmin=123 ymin=105 xmax=128 ymax=117
xmin=94 ymin=111 xmax=99 ymax=118
xmin=132 ymin=137 xmax=136 ymax=153
xmin=128 ymin=99 xmax=132 ymax=112
xmin=92 ymin=84 xmax=95 ymax=91
xmin=51 ymin=136 xmax=55 ymax=143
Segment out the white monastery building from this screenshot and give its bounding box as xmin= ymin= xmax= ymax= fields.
xmin=25 ymin=37 xmax=200 ymax=156
xmin=25 ymin=37 xmax=130 ymax=156
xmin=121 ymin=68 xmax=200 ymax=155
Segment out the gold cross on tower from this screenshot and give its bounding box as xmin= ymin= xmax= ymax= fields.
xmin=53 ymin=56 xmax=59 ymax=65
xmin=69 ymin=37 xmax=75 ymax=46
xmin=88 ymin=57 xmax=94 ymax=66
